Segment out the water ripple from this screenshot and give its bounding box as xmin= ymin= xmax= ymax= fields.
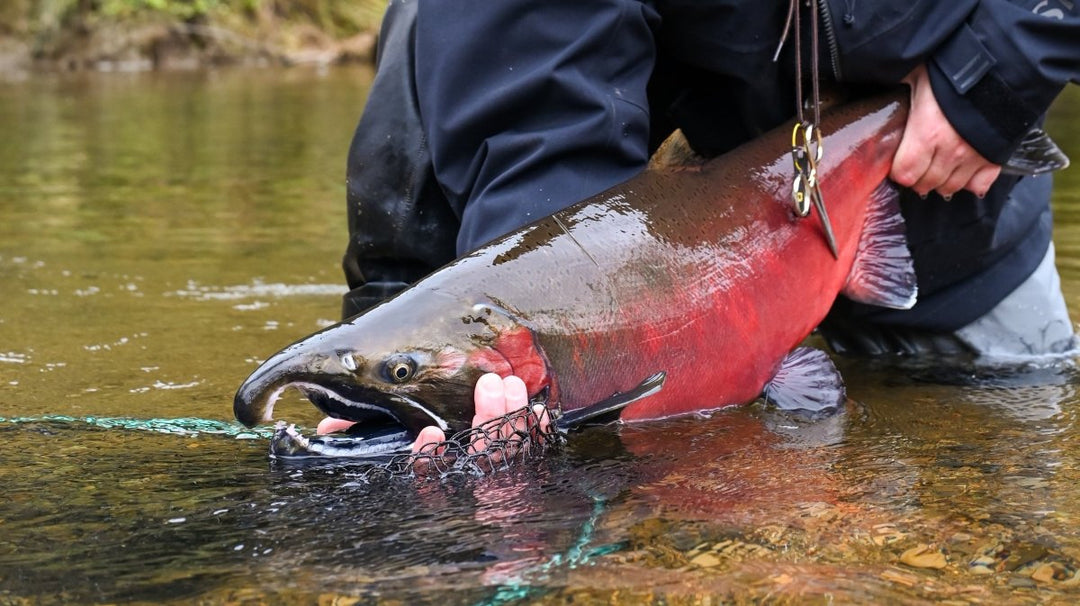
xmin=167 ymin=280 xmax=345 ymax=301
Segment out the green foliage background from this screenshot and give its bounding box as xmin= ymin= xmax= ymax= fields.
xmin=0 ymin=0 xmax=387 ymax=39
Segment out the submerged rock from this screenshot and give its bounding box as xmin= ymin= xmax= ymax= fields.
xmin=900 ymin=544 xmax=948 ymax=569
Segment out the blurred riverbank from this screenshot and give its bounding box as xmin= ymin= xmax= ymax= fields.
xmin=0 ymin=0 xmax=383 ymax=73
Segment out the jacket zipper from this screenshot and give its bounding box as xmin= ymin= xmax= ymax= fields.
xmin=817 ymin=0 xmax=843 ymax=81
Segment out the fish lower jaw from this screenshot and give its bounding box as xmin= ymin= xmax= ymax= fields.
xmin=276 ymin=421 xmax=310 ymax=447
xmin=269 ymin=421 xmax=414 ymax=460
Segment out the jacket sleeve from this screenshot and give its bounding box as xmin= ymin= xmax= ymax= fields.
xmin=822 ymin=0 xmax=1080 ymax=163
xmin=413 ymin=0 xmax=659 ymax=254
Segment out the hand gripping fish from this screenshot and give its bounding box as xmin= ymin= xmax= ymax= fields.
xmin=232 ymin=91 xmax=1067 ymax=459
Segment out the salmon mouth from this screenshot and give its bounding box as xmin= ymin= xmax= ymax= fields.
xmin=293 ymin=382 xmax=450 ymax=435
xmin=268 ymin=419 xmax=414 ymax=461
xmin=297 ymin=383 xmax=409 ymax=431
xmin=261 ymin=382 xmax=439 ymax=461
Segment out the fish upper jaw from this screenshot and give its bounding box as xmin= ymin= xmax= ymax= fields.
xmin=234 ymin=370 xmax=287 ymax=428
xmin=296 ymin=381 xmax=450 ymax=436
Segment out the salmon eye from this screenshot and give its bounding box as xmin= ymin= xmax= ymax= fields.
xmin=384 ymin=355 xmax=416 ymax=383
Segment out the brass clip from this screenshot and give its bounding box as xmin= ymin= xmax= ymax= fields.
xmin=791 ymin=121 xmax=839 ymax=258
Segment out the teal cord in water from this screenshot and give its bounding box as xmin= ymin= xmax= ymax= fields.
xmin=0 ymin=414 xmax=275 ymax=439
xmin=477 ymin=495 xmax=626 ymax=606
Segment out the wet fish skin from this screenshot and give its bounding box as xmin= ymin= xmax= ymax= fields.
xmin=234 ymin=92 xmax=913 ymax=436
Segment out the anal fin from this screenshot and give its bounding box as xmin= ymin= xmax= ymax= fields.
xmin=762 ymin=348 xmax=846 ymax=414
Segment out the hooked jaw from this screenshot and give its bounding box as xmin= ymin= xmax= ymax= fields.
xmin=233 ymin=359 xmax=292 ymax=428
xmin=232 ymin=350 xmax=450 ymax=442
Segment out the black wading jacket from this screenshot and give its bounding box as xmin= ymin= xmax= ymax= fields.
xmin=342 ymin=0 xmax=1079 ymax=331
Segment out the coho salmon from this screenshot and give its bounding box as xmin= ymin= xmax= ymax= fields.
xmin=234 ymin=90 xmax=1064 ymax=457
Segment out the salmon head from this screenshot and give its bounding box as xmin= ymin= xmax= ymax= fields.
xmin=232 ymin=286 xmax=554 ymax=442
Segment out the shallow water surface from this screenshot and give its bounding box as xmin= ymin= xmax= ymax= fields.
xmin=1 ymin=71 xmax=1079 ymax=604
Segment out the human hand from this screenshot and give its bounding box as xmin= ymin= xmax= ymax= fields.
xmin=411 ymin=372 xmax=550 ymax=454
xmin=890 ymin=64 xmax=1001 ymax=199
xmin=315 ymin=373 xmax=550 ymax=458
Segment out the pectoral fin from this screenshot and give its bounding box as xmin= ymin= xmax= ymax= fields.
xmin=762 ymin=348 xmax=845 ymax=414
xmin=554 ymin=371 xmax=667 ymax=432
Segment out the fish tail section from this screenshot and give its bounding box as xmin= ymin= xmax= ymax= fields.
xmin=1001 ymin=128 xmax=1070 ymax=176
xmin=840 ymin=181 xmax=918 ymax=310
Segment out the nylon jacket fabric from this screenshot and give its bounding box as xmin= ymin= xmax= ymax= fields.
xmin=822 ymin=0 xmax=1080 ymax=163
xmin=342 ymin=0 xmax=458 ymax=316
xmin=815 ymin=0 xmax=1078 ymax=329
xmin=414 ymin=0 xmax=660 ymax=255
xmin=342 ymin=0 xmax=1078 ymax=332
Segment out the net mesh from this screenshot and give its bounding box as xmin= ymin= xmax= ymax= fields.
xmin=408 ymin=404 xmax=560 ymax=477
xmin=0 ymin=410 xmax=564 ymax=481
xmin=280 ymin=405 xmax=563 ymax=481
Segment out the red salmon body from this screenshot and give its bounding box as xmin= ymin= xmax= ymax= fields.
xmin=233 ymin=93 xmax=913 ymax=439
xmin=416 ymin=93 xmax=907 ymax=420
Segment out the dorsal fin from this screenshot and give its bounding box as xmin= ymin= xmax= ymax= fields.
xmin=648 ymin=129 xmax=707 ymax=171
xmin=840 ymin=181 xmax=918 ymax=310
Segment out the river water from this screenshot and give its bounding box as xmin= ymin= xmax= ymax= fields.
xmin=1 ymin=67 xmax=1079 ymax=604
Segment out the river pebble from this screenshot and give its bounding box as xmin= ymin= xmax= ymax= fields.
xmin=900 ymin=544 xmax=948 ymax=569
xmin=689 ymin=552 xmax=721 ymax=568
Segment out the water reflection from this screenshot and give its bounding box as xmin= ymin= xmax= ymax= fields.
xmin=0 ymin=71 xmax=1078 ymax=603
